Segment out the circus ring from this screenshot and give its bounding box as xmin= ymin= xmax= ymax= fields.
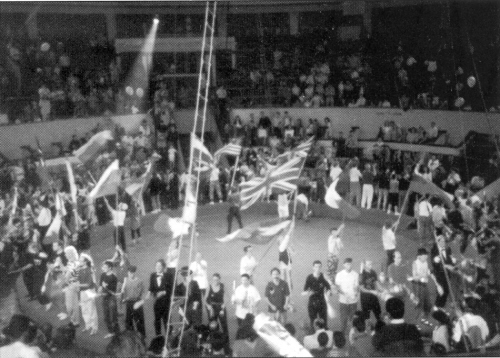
xmin=16 ymin=202 xmax=435 ymax=355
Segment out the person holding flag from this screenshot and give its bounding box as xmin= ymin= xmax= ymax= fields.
xmin=103 ymin=198 xmax=128 ymax=264
xmin=227 ymin=186 xmax=244 ymax=234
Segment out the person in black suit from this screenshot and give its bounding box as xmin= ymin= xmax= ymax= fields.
xmin=431 ymin=233 xmax=456 ymax=309
xmin=174 ymin=266 xmax=202 ymax=327
xmin=372 ymin=297 xmax=424 ymax=356
xmin=147 ymin=259 xmax=173 ymax=336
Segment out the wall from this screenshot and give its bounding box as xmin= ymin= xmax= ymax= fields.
xmin=0 ymin=109 xmax=217 ymax=160
xmin=230 ymin=107 xmax=500 ymax=145
xmin=0 ymin=114 xmax=144 ymax=160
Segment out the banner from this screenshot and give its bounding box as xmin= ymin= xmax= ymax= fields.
xmin=89 ymin=160 xmax=121 ymax=199
xmin=73 ymin=130 xmax=113 ymax=164
xmin=253 ymin=313 xmax=312 ymax=357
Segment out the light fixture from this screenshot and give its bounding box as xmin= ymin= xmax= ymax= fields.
xmin=153 ymin=15 xmax=159 ymax=24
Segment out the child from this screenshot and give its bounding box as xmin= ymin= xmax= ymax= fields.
xmin=327 ymin=223 xmax=345 ymax=284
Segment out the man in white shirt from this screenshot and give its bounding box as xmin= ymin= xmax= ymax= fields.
xmin=417 ymin=194 xmax=434 ymax=245
xmin=209 ymin=164 xmax=222 ymax=204
xmin=240 ymin=245 xmax=258 ymax=279
xmin=335 ymin=258 xmax=360 ymax=333
xmin=349 ymin=162 xmax=363 ymax=206
xmin=189 ymin=252 xmax=209 ymax=297
xmin=303 ymin=318 xmax=333 ymax=351
xmin=105 ymin=200 xmax=128 ymax=253
xmin=232 ymin=273 xmax=261 ymax=325
xmin=382 ymin=220 xmax=397 ymax=267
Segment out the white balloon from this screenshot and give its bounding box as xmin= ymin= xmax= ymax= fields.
xmin=40 ymin=42 xmax=50 ymax=52
xmin=454 ymin=97 xmax=465 ymax=108
xmin=467 ymin=76 xmax=476 ymax=88
xmin=125 ymin=86 xmax=133 ymax=96
xmin=136 ymin=88 xmax=144 ymax=98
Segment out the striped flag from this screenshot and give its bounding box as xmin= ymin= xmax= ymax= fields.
xmin=325 ymin=178 xmax=360 ymax=219
xmin=89 ymin=160 xmax=121 ymax=199
xmin=276 ymin=137 xmax=314 ymax=162
xmin=217 ymin=219 xmax=291 ymax=245
xmin=191 ymin=133 xmax=213 ymax=172
xmin=73 ymin=130 xmax=113 ymax=164
xmin=471 ymin=177 xmax=500 ymax=203
xmin=214 ymin=143 xmax=242 ymax=158
xmin=240 ymin=157 xmax=302 ymax=210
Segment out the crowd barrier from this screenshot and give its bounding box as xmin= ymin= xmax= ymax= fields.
xmin=230 ymin=107 xmax=500 ymax=146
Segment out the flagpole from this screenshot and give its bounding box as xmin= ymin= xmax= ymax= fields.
xmin=393 ymin=187 xmax=411 ymax=236
xmin=230 ymin=155 xmax=240 ymax=190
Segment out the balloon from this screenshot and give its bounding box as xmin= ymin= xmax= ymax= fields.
xmin=40 ymin=42 xmax=50 ymax=52
xmin=470 ymin=176 xmax=485 ymax=191
xmin=454 ymin=97 xmax=465 ymax=108
xmin=467 ymin=76 xmax=476 ymax=88
xmin=125 ymin=86 xmax=133 ymax=96
xmin=351 ymin=71 xmax=359 ymax=79
xmin=136 ymin=88 xmax=144 ymax=98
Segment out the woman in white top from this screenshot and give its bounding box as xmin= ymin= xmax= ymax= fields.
xmin=189 ymin=252 xmax=209 ymax=297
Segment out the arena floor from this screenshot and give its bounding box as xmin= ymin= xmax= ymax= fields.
xmin=18 ymin=202 xmax=434 ymax=355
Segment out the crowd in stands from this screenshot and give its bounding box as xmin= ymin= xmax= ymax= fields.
xmin=224 ymin=27 xmax=498 ymax=112
xmin=0 ymin=22 xmax=151 ymax=124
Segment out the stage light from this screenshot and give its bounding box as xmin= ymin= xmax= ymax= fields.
xmin=153 ymin=15 xmax=159 ymax=25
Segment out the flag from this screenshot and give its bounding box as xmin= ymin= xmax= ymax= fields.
xmin=471 ymin=177 xmax=500 ymax=203
xmin=325 ymin=178 xmax=360 ymax=219
xmin=65 ymin=161 xmax=77 ymax=204
xmin=214 ymin=143 xmax=242 ymax=158
xmin=408 ymin=175 xmax=454 ymax=208
xmin=253 ymin=313 xmax=312 ymax=357
xmin=182 ymin=178 xmax=197 ymax=224
xmin=153 ymin=213 xmax=190 ymax=238
xmin=44 ymin=213 xmax=62 ymax=245
xmin=217 ymin=219 xmax=291 ymax=245
xmin=73 ymin=130 xmax=113 ymax=164
xmin=89 ymin=160 xmax=121 ymax=199
xmin=191 ymin=133 xmax=213 ymax=172
xmin=240 ymin=157 xmax=302 ymax=210
xmin=125 ymin=161 xmax=153 ymax=201
xmin=276 ymin=137 xmax=314 ymax=162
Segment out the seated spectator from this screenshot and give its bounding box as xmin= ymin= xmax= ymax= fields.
xmin=232 ymin=324 xmax=274 ymax=357
xmin=328 ymin=331 xmax=348 ymax=357
xmin=348 ymin=316 xmax=375 ymax=357
xmin=452 ymin=302 xmax=490 ymax=351
xmin=431 ymin=310 xmax=452 ymax=353
xmin=372 ymin=297 xmax=424 ymax=356
xmin=303 ymin=318 xmax=333 ymax=351
xmin=427 ymin=122 xmax=439 ymax=141
xmin=310 ymin=331 xmax=331 ymax=357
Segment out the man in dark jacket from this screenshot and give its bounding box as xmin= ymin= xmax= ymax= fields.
xmin=372 ymin=297 xmax=424 ymax=356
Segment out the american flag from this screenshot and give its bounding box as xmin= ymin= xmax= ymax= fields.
xmin=276 ymin=136 xmax=314 ymax=162
xmin=214 ymin=143 xmax=242 ymax=158
xmin=239 ymin=157 xmax=302 ymax=210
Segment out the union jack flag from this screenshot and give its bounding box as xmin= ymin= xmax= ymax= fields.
xmin=214 ymin=143 xmax=242 ymax=158
xmin=276 ymin=136 xmax=314 ymax=162
xmin=239 ymin=156 xmax=302 ymax=210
